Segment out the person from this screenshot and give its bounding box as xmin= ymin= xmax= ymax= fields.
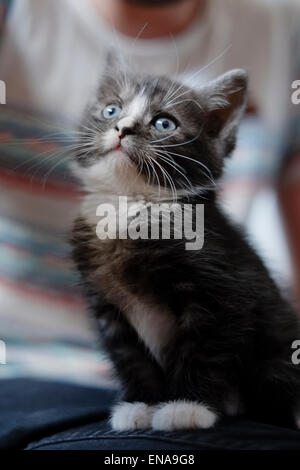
xmin=0 ymin=0 xmax=297 ymax=125
xmin=0 ymin=0 xmax=299 ymax=450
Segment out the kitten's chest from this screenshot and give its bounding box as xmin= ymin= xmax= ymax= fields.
xmin=81 ymin=195 xmax=177 ymax=363
xmin=122 ymin=296 xmax=176 ymax=364
xmin=86 ymin=235 xmax=175 ymax=363
xmin=92 ymin=244 xmax=176 ymax=363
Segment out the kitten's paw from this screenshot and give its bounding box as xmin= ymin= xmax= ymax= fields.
xmin=152 ymin=400 xmax=218 ymax=431
xmin=295 ymin=412 xmax=300 ymax=429
xmin=111 ymin=401 xmax=155 ymax=431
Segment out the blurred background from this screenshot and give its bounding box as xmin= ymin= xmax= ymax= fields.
xmin=0 ymin=0 xmax=299 ymax=387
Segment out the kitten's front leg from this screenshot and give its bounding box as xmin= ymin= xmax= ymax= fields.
xmin=152 ymin=337 xmax=222 ymax=431
xmin=152 ymin=316 xmax=234 ymax=431
xmin=91 ymin=295 xmax=165 ymax=430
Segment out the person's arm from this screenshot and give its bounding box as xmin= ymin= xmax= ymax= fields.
xmin=0 ymin=0 xmax=13 ymax=39
xmin=278 ymin=1 xmax=300 ymax=309
xmin=279 ymin=149 xmax=300 ymax=308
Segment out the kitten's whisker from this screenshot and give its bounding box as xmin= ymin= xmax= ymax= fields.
xmin=161 ymin=33 xmax=181 ymax=105
xmin=108 ymin=22 xmax=130 ymax=90
xmin=136 ymin=152 xmax=143 ymax=179
xmin=12 ymin=141 xmax=83 ymax=173
xmin=151 ymin=157 xmax=178 ymax=202
xmin=145 ymin=152 xmax=168 ymax=198
xmin=151 ymin=130 xmax=203 ymax=150
xmin=162 ymin=57 xmax=196 ymax=106
xmin=154 ymin=151 xmax=194 ymax=193
xmin=150 ymin=131 xmax=177 ymax=144
xmin=145 ymin=153 xmax=162 ymax=197
xmin=6 ymin=114 xmax=80 ymax=136
xmin=24 ymin=146 xmax=77 ymax=180
xmin=157 ymin=158 xmax=194 ymax=195
xmin=79 ymin=121 xmax=101 ymax=136
xmin=15 ymin=140 xmax=93 ymax=183
xmin=143 ymin=157 xmax=151 ymax=186
xmin=153 ymin=151 xmax=184 ymax=172
xmin=159 ymin=149 xmax=216 ymax=187
xmin=131 ymin=22 xmax=149 ymax=53
xmin=165 ymin=98 xmax=204 ymax=113
xmin=165 ymin=44 xmax=232 ymax=106
xmin=41 ymin=156 xmax=71 ymax=190
xmin=28 ymin=152 xmax=71 ymax=187
xmin=1 ymin=131 xmax=89 ymax=147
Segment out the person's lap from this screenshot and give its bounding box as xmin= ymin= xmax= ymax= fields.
xmin=1 ymin=378 xmax=300 ymax=450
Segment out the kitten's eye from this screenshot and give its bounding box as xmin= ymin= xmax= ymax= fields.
xmin=103 ymin=104 xmax=122 ymax=119
xmin=153 ymin=117 xmax=177 ymax=132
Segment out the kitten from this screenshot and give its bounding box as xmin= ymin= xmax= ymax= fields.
xmin=71 ymin=59 xmax=300 ymax=431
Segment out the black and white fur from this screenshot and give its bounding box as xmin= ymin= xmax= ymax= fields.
xmin=71 ymin=60 xmax=300 ymax=431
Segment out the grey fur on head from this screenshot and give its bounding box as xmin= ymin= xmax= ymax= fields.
xmin=74 ymin=57 xmax=248 ymax=198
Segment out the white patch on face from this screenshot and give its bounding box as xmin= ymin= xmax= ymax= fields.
xmin=100 ymin=128 xmax=119 ymax=152
xmin=114 ymin=95 xmax=148 ymax=135
xmin=123 ymin=297 xmax=176 ymax=365
xmin=111 ymin=401 xmax=155 ymax=431
xmin=73 ymin=90 xmax=207 ymax=207
xmin=152 ymin=401 xmax=218 ymax=431
xmin=116 ymin=116 xmax=135 ymax=133
xmin=93 ymin=94 xmax=148 ymax=152
xmin=72 ymin=153 xmax=137 ymax=193
xmin=126 ymin=94 xmax=148 ymax=122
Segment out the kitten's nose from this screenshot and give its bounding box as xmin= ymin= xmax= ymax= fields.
xmin=115 ymin=125 xmax=134 ymax=139
xmin=116 ymin=117 xmax=135 ymax=138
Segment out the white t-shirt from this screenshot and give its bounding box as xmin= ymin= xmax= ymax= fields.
xmin=1 ymin=0 xmax=299 ymax=129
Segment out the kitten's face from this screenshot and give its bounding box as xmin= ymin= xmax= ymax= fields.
xmin=74 ymin=68 xmax=247 ymax=198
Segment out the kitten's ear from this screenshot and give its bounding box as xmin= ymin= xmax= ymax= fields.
xmin=200 ymin=69 xmax=248 ymax=139
xmin=99 ymin=49 xmax=127 ymax=96
xmin=104 ymin=49 xmax=119 ymax=71
xmin=103 ymin=49 xmax=127 ymax=77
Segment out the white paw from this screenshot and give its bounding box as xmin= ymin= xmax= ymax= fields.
xmin=293 ymin=406 xmax=300 ymax=429
xmin=111 ymin=401 xmax=155 ymax=431
xmin=152 ymin=400 xmax=218 ymax=431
